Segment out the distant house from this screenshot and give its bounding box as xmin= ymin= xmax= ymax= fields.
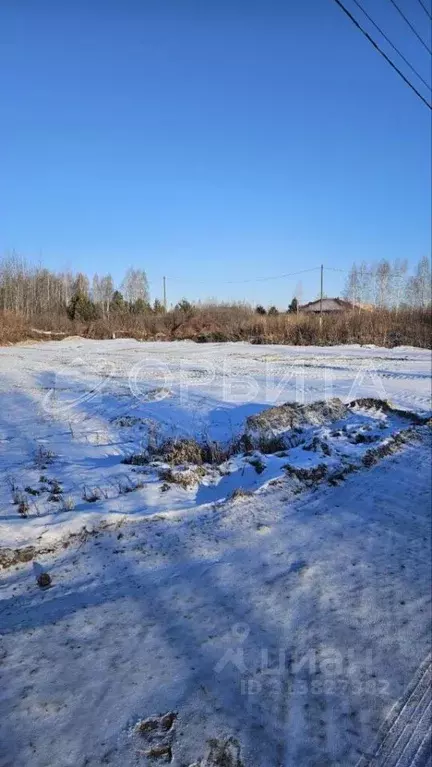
xmin=299 ymin=297 xmax=354 ymax=314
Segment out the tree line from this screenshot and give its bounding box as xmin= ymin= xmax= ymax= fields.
xmin=0 ymin=255 xmax=160 ymax=322
xmin=0 ymin=254 xmax=430 ymax=326
xmin=343 ymin=257 xmax=431 ymax=309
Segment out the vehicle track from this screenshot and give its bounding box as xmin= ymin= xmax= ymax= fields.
xmin=356 ymin=655 xmax=432 ymax=767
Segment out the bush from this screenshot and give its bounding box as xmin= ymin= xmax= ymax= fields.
xmin=1 ymin=303 xmax=430 ymax=349
xmin=0 ymin=311 xmax=30 ymax=344
xmin=67 ymin=292 xmax=100 ymax=322
xmin=175 ymin=298 xmax=193 ymax=314
xmin=130 ymin=298 xmax=151 ymax=314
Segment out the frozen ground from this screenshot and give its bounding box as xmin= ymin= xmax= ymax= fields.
xmin=0 ymin=339 xmax=431 ymax=766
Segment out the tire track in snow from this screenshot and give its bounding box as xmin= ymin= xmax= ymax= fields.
xmin=270 ymin=362 xmax=431 ymax=405
xmin=356 ymin=655 xmax=432 ymax=767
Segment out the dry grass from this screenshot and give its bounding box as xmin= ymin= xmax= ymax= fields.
xmin=123 ymin=437 xmax=229 ymax=467
xmin=1 ymin=305 xmax=430 ymax=347
xmin=158 ymin=466 xmax=206 ymax=489
xmin=229 ymin=487 xmax=253 ymax=500
xmin=284 ymin=463 xmax=328 ymax=483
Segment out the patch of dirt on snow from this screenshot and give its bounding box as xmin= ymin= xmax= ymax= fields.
xmin=142 ymin=387 xmax=172 ymax=402
xmin=0 ymin=546 xmax=36 ymax=569
xmin=158 ymin=466 xmax=206 ymax=489
xmin=349 ymin=397 xmax=430 ymax=424
xmin=135 ymin=711 xmax=177 ymax=762
xmin=0 ymin=522 xmax=122 ymax=570
xmin=246 ymin=397 xmax=348 ymax=436
xmin=229 ymin=487 xmax=253 ymax=501
xmin=361 ymin=427 xmax=419 ymax=466
xmin=194 ymin=737 xmax=244 ymax=767
xmin=111 ymin=415 xmax=147 ymax=427
xmin=284 ymin=462 xmax=328 ymax=483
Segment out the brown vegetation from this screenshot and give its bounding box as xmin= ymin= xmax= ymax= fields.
xmin=0 ymin=253 xmax=430 ymax=346
xmin=1 ymin=304 xmax=430 ymax=348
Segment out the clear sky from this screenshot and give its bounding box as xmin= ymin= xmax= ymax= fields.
xmin=1 ymin=0 xmax=431 ymax=307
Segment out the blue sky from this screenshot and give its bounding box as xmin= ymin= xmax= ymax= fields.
xmin=1 ymin=0 xmax=430 ymax=307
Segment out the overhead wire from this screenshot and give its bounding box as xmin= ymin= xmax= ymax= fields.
xmin=331 ymin=0 xmax=432 ymax=109
xmin=351 ymin=0 xmax=431 ymax=91
xmin=416 ymin=0 xmax=432 ymax=22
xmin=164 ymin=267 xmax=321 ymax=285
xmin=387 ymin=0 xmax=432 ymax=54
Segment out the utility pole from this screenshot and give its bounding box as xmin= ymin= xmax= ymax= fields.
xmin=163 ymin=276 xmax=167 ymax=311
xmin=319 ymin=264 xmax=323 ymax=329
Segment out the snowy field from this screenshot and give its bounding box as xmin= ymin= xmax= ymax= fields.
xmin=0 ymin=339 xmax=431 ymax=767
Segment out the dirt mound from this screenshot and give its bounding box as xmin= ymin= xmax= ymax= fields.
xmin=246 ymin=397 xmax=348 ymax=436
xmin=349 ymin=397 xmax=429 ymax=424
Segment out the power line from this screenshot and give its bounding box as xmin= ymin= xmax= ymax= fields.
xmin=416 ymin=0 xmax=432 ymax=22
xmin=351 ymin=0 xmax=431 ymax=91
xmin=223 ymin=267 xmax=321 ymax=284
xmin=331 ymin=0 xmax=432 ymax=109
xmin=165 ymin=267 xmax=321 ymax=286
xmin=387 ymin=0 xmax=432 ymax=55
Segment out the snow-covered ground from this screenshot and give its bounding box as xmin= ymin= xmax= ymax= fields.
xmin=0 ymin=339 xmax=431 ymax=766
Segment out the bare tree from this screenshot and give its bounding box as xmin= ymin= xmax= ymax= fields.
xmin=372 ymin=260 xmax=391 ymax=308
xmin=73 ymin=273 xmax=90 ymax=297
xmin=357 ymin=261 xmax=374 ymax=306
xmin=416 ymin=256 xmax=431 ymax=308
xmin=100 ymin=274 xmax=114 ymax=316
xmin=92 ymin=274 xmax=102 ymax=305
xmin=59 ymin=271 xmax=75 ymax=307
xmin=344 ymin=263 xmax=360 ymax=305
xmin=391 ymin=259 xmax=408 ymax=310
xmin=294 ymin=281 xmax=303 ymax=306
xmin=121 ymin=268 xmax=149 ymax=304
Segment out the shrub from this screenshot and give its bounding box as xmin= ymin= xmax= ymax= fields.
xmin=1 ymin=302 xmax=431 ymax=349
xmin=13 ymin=492 xmax=30 ymax=516
xmin=82 ymin=486 xmax=102 ymax=502
xmin=34 ymin=445 xmax=56 ymax=469
xmin=175 ymin=298 xmax=193 ymax=314
xmin=67 ymin=292 xmax=100 ymax=322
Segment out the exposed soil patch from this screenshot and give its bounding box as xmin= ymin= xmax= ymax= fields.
xmin=158 ymin=466 xmax=206 ymax=489
xmin=0 ymin=546 xmax=36 ymax=569
xmin=135 ymin=711 xmax=177 ymax=762
xmin=118 ymin=399 xmax=430 ymax=508
xmin=303 ymin=436 xmax=332 ymax=455
xmin=198 ymin=737 xmax=244 ymax=767
xmin=362 ymin=428 xmax=418 ymax=466
xmin=142 ymin=387 xmax=172 ymax=402
xmin=229 ymin=487 xmax=253 ymax=501
xmin=284 ymin=463 xmax=328 ymax=483
xmin=349 ymin=397 xmax=430 ymax=425
xmin=246 ymin=397 xmax=348 ymax=435
xmin=0 ymin=521 xmax=121 ymax=570
xmin=111 ymin=415 xmax=146 ymax=428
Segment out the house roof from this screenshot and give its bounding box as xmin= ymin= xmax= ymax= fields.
xmin=299 ymin=297 xmax=354 ymax=312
